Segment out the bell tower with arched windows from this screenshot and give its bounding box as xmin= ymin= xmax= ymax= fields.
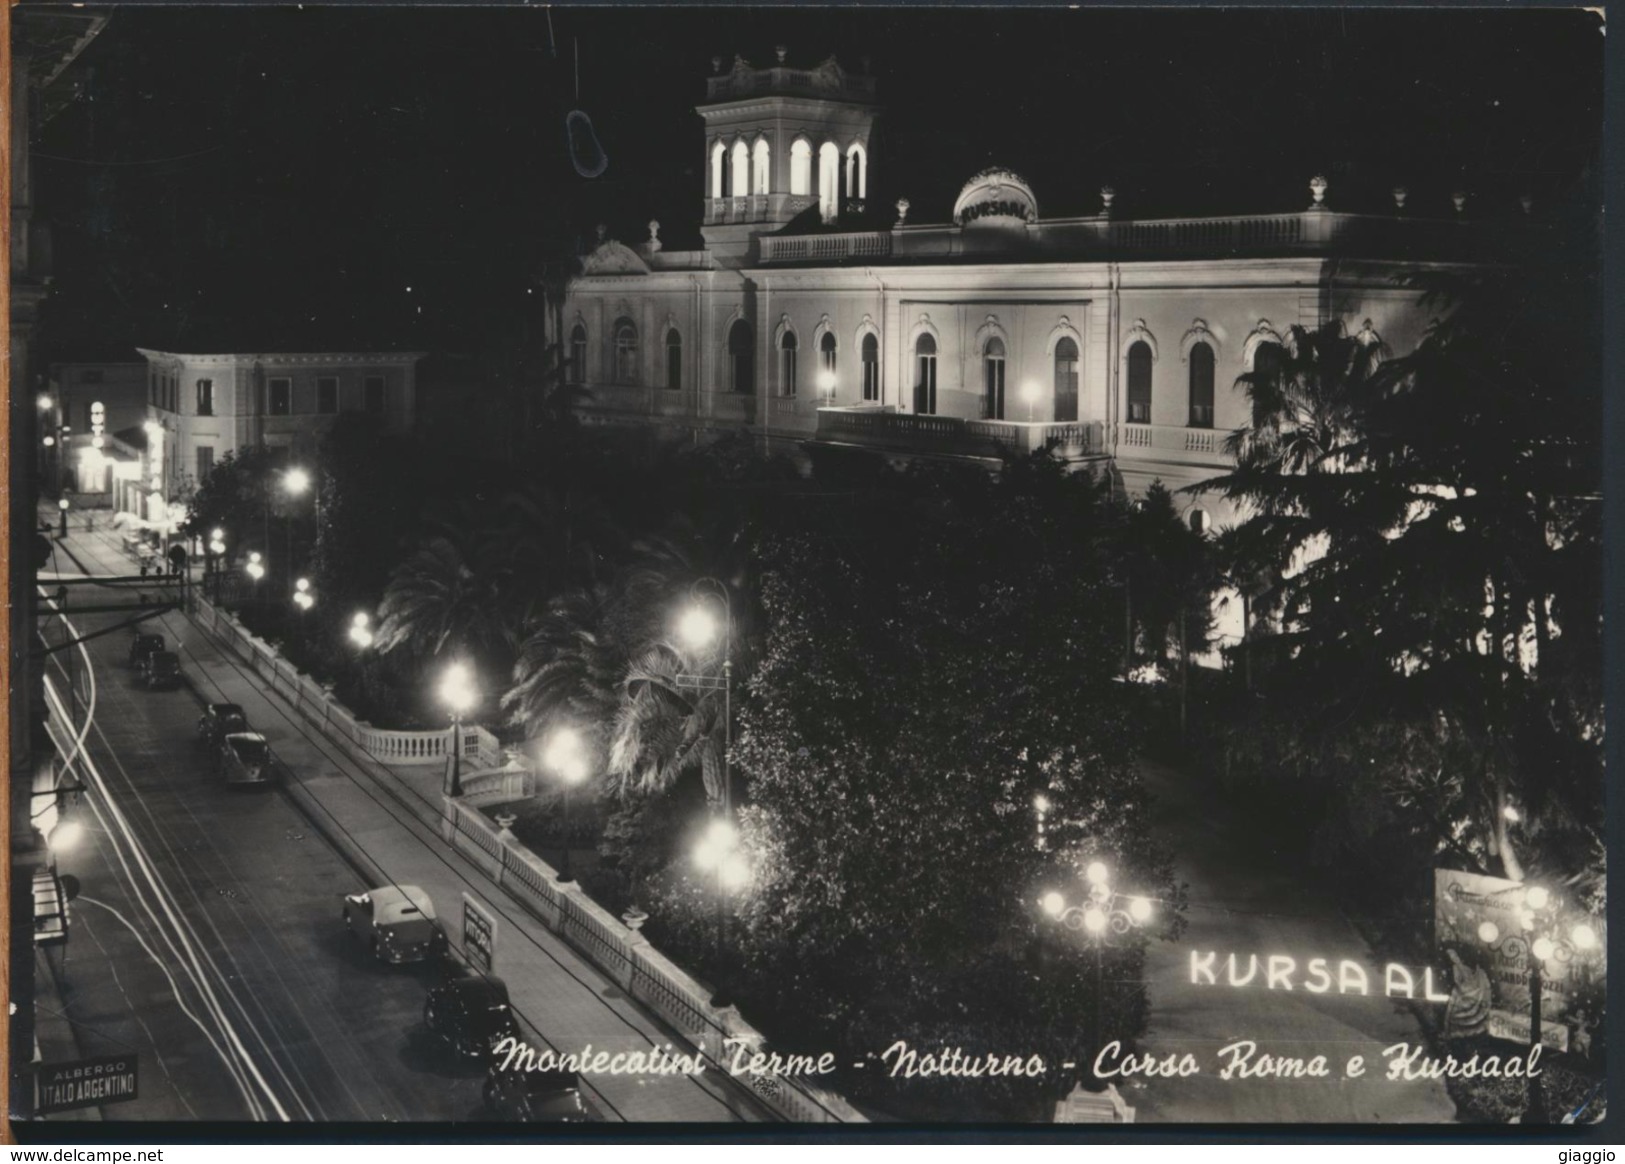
xmin=699 ymin=48 xmax=879 ymax=265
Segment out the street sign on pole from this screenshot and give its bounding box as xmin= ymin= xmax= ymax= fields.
xmin=36 ymin=1054 xmax=139 ymax=1115
xmin=462 ymin=893 xmax=497 ymax=975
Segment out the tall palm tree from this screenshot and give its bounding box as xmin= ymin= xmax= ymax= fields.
xmin=372 ymin=535 xmax=514 ymax=664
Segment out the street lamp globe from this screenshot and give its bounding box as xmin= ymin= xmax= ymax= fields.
xmin=718 ymin=852 xmax=751 ymax=892
xmin=1531 ymin=937 xmax=1556 ymax=963
xmin=1082 ymin=905 xmax=1108 ymax=935
xmin=58 ymin=498 xmax=70 ymax=512
xmin=284 ymin=467 xmax=312 ymax=496
xmin=543 ymin=726 xmax=590 ymax=785
xmin=1129 ymin=896 xmax=1153 ymax=923
xmin=678 ymin=604 xmax=719 ymax=650
xmin=42 ymin=436 xmax=55 ymax=448
xmin=36 ymin=393 xmax=53 ymax=411
xmin=439 ymin=662 xmax=477 ymax=715
xmin=1523 ymin=885 xmax=1550 ymax=911
xmin=1040 ymin=891 xmax=1066 ymax=918
xmin=1034 ymin=794 xmax=1051 ymax=813
xmin=817 ymin=370 xmax=836 ymax=397
xmin=1572 ymin=924 xmax=1598 ymax=951
xmin=1085 ymin=860 xmax=1110 ymax=887
xmin=1477 ymin=921 xmax=1500 ymax=944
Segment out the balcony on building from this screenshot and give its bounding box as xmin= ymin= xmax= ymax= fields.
xmin=809 ymin=406 xmax=1107 ymax=468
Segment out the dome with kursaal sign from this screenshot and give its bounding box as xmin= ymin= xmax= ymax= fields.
xmin=952 ymin=167 xmax=1039 ymax=229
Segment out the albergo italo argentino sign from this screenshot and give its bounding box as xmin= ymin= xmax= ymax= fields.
xmin=36 ymin=1053 xmax=139 ymax=1115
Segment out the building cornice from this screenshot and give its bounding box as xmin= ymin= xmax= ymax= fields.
xmin=136 ymin=349 xmax=428 ymax=369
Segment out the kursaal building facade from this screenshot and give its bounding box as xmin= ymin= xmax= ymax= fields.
xmin=564 ymin=53 xmax=1517 ymax=537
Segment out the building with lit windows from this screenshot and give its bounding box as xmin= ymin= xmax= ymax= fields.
xmin=564 ymin=52 xmax=1521 ymax=534
xmin=135 ymin=349 xmax=424 ymax=499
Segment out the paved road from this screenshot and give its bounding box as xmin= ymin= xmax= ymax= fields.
xmin=1127 ymin=758 xmax=1457 ymax=1123
xmin=36 ymin=519 xmax=761 ymax=1124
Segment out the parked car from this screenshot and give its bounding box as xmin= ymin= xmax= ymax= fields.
xmin=483 ymin=1065 xmax=590 ymax=1123
xmin=219 ymin=732 xmax=272 ymax=786
xmin=424 ymin=975 xmax=520 ymax=1060
xmin=342 ymin=885 xmax=445 ymax=964
xmin=140 ymin=651 xmax=181 ymax=690
xmin=198 ymin=703 xmax=249 ymax=747
xmin=130 ymin=632 xmax=164 ymax=670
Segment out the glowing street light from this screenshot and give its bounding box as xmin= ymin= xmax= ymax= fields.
xmin=47 ymin=820 xmax=85 ymax=854
xmin=245 ymin=551 xmax=266 ymax=582
xmin=292 ymin=577 xmax=315 ymax=611
xmin=542 ymin=726 xmax=591 ymax=883
xmin=1020 ymin=380 xmax=1041 ymax=422
xmin=42 ymin=435 xmax=56 ymax=448
xmin=348 ymin=611 xmax=374 ymax=648
xmin=283 ymin=466 xmax=312 ymax=496
xmin=816 ymin=369 xmax=837 ymax=402
xmin=678 ymin=604 xmax=719 ymax=651
xmin=36 ymin=393 xmax=54 ymax=412
xmin=438 ymin=662 xmax=477 ymax=798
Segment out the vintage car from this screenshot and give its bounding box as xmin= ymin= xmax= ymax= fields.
xmin=483 ymin=1065 xmax=590 ymax=1123
xmin=342 ymin=885 xmax=445 ymax=964
xmin=140 ymin=650 xmax=181 ymax=690
xmin=130 ymin=632 xmax=164 ymax=671
xmin=423 ymin=976 xmax=520 ymax=1061
xmin=198 ymin=703 xmax=250 ymax=747
xmin=219 ymin=732 xmax=273 ymax=786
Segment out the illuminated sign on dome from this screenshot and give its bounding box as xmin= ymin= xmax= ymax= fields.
xmin=953 ymin=168 xmax=1038 ymax=228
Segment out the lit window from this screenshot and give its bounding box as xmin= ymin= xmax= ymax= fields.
xmin=779 ymin=330 xmax=798 ymax=397
xmin=1188 ymin=342 xmax=1215 ymax=428
xmin=790 ymin=140 xmax=811 ymax=196
xmin=317 ymin=377 xmax=339 ymax=415
xmin=818 ymin=142 xmax=840 ymax=221
xmin=666 ymin=328 xmax=682 ymax=391
xmin=914 ymin=334 xmax=937 ymax=415
xmin=1055 ymin=336 xmax=1079 ymax=423
xmin=731 ymin=140 xmax=750 ymax=198
xmin=984 ymin=337 xmax=1006 ymax=420
xmin=845 ymin=143 xmax=868 ymax=202
xmin=614 ymin=319 xmax=640 ymax=385
xmin=752 ymin=139 xmax=771 ymax=195
xmin=1127 ymin=342 xmax=1153 ymax=424
xmin=196 ymin=379 xmax=214 ymax=417
xmin=710 ymin=142 xmax=726 ymax=199
xmin=819 ymin=331 xmax=838 ymax=381
xmin=861 ymin=333 xmax=880 ymax=402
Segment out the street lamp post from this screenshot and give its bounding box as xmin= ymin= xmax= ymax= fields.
xmin=1021 ymin=380 xmax=1041 ymax=423
xmin=542 ymin=727 xmax=590 ymax=884
xmin=1476 ymin=885 xmax=1600 ymax=1124
xmin=57 ymin=498 xmax=70 ymax=538
xmin=675 ymin=578 xmax=739 ymax=1007
xmin=438 ymin=662 xmax=477 ymax=799
xmin=817 ymin=369 xmax=836 ymax=406
xmin=348 ymin=611 xmax=374 ymax=649
xmin=1042 ymin=861 xmax=1154 ymax=1090
xmin=208 ymin=529 xmax=227 ymax=604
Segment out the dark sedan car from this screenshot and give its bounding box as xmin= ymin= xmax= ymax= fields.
xmin=198 ymin=703 xmax=249 ymax=747
xmin=424 ymin=976 xmax=520 ymax=1060
xmin=130 ymin=632 xmax=164 ymax=670
xmin=483 ymin=1066 xmax=590 ymax=1123
xmin=219 ymin=732 xmax=273 ymax=786
xmin=140 ymin=650 xmax=181 ymax=690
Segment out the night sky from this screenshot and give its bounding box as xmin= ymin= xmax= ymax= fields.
xmin=27 ymin=5 xmax=1604 ymax=364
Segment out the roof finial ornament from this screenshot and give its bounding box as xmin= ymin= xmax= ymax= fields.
xmin=646 ymin=220 xmax=662 ymax=253
xmin=1309 ymin=174 xmax=1329 ymax=210
xmin=895 ymin=198 xmax=910 ymax=225
xmin=1519 ymin=192 xmax=1534 ymax=215
xmin=1392 ymin=185 xmax=1408 ymax=211
xmin=1100 ymin=185 xmax=1116 ymax=216
xmin=711 ymin=56 xmax=722 ymax=74
xmin=775 ymin=44 xmax=787 ymax=63
xmin=595 ymin=223 xmax=607 ymax=243
xmin=1451 ymin=189 xmax=1468 ymax=215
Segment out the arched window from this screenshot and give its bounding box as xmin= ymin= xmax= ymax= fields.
xmin=752 ymin=139 xmax=771 ymax=195
xmin=1188 ymin=341 xmax=1215 ymax=428
xmin=730 ymin=140 xmax=750 ymax=198
xmin=613 ymin=319 xmax=639 ymax=385
xmin=818 ymin=331 xmax=838 ymax=397
xmin=818 ymin=142 xmax=840 ymax=221
xmin=845 ymin=143 xmax=868 ymax=201
xmin=1054 ymin=336 xmax=1079 ymax=423
xmin=665 ymin=328 xmax=682 ymax=391
xmin=1253 ymin=340 xmax=1284 ymax=381
xmin=779 ymin=330 xmax=799 ymax=397
xmin=861 ymin=333 xmax=880 ymax=401
xmin=710 ymin=142 xmax=726 ymax=199
xmin=1189 ymin=508 xmax=1210 ymax=535
xmin=569 ymin=324 xmax=588 ymax=385
xmin=914 ymin=333 xmax=938 ymax=415
xmin=1126 ymin=340 xmax=1153 ymax=423
xmin=983 ymin=337 xmax=1007 ymax=420
xmin=790 ymin=140 xmax=812 ymax=196
xmin=728 ymin=320 xmax=755 ymax=395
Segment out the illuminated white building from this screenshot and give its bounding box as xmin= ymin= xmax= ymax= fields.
xmin=564 ymin=53 xmax=1514 ymax=537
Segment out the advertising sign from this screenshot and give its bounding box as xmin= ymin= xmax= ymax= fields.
xmin=462 ymin=893 xmax=497 ymax=975
xmin=36 ymin=1054 xmax=139 ymax=1115
xmin=1434 ymin=869 xmax=1603 ymax=1052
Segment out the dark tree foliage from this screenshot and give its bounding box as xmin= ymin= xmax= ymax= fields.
xmin=646 ymin=455 xmax=1188 ymax=1120
xmin=1203 ymin=258 xmax=1603 ymax=918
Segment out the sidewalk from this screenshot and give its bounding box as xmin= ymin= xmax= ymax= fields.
xmin=48 ymin=514 xmax=763 ymax=1123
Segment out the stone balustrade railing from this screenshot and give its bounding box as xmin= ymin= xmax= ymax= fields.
xmin=440 ymin=798 xmax=867 ymax=1124
xmin=191 ymin=592 xmax=503 ymax=770
xmin=815 ymin=407 xmax=1105 ymax=462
